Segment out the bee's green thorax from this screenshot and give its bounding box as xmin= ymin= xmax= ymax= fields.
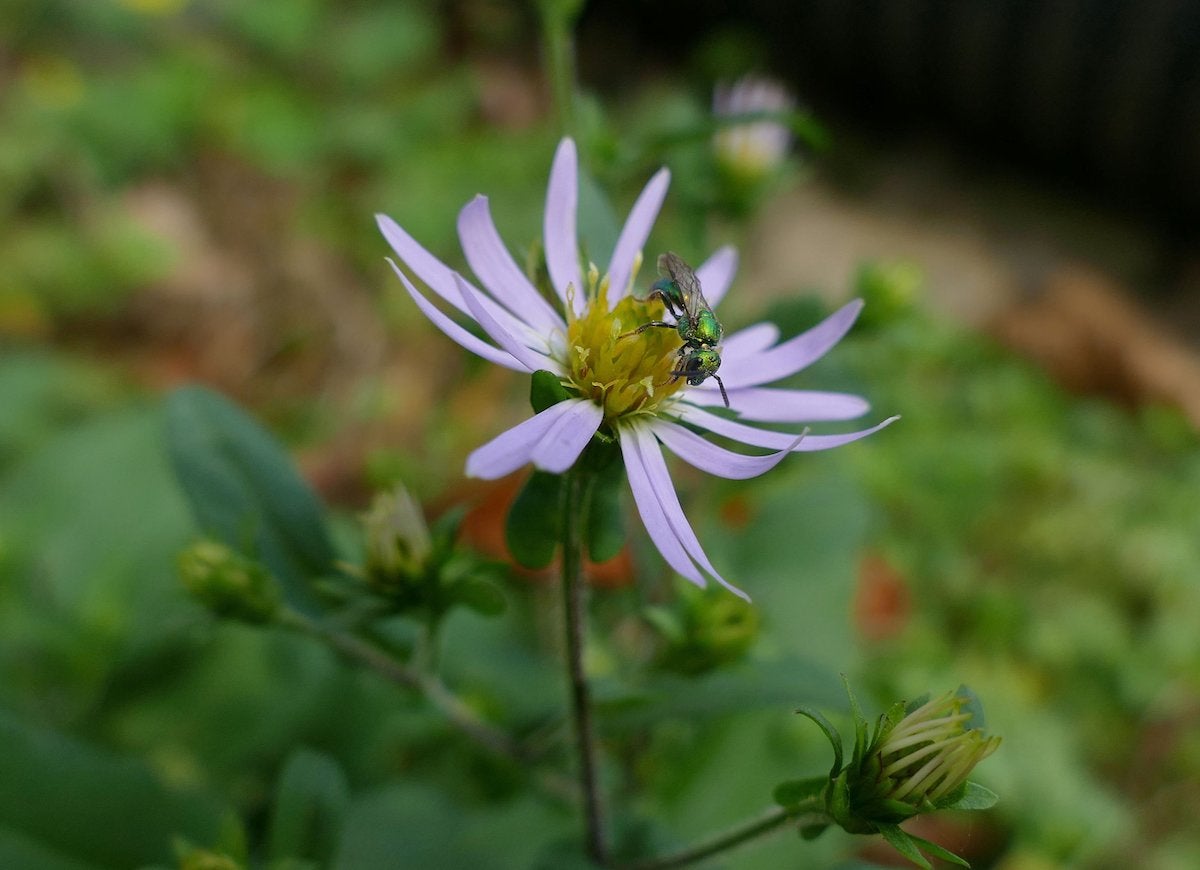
xmin=693 ymin=308 xmax=722 ymax=345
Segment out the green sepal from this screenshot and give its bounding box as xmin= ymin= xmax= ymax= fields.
xmin=828 ymin=772 xmax=857 ymax=831
xmin=903 ymin=831 xmax=972 ymax=868
xmin=795 ymin=705 xmax=844 ymax=779
xmin=875 ymin=824 xmax=931 ymax=870
xmin=773 ymin=776 xmax=827 ymax=810
xmin=505 ymin=470 xmax=563 ymax=569
xmin=938 ymin=780 xmax=998 ymax=811
xmin=530 ymin=370 xmax=571 ymax=413
xmin=876 ymin=824 xmax=972 ymax=870
xmin=876 ymin=797 xmax=922 ymax=820
xmin=841 ymin=676 xmax=870 ymax=766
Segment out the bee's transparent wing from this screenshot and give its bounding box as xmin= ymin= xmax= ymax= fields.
xmin=657 ymin=251 xmax=708 ymax=318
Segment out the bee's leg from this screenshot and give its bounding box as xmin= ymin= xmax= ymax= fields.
xmin=619 ymin=320 xmax=675 ymax=340
xmin=668 ymin=369 xmax=730 ymax=409
xmin=647 ymin=289 xmax=684 ymax=319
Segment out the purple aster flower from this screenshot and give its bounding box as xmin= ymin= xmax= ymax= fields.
xmin=713 ymin=75 xmax=796 ymax=179
xmin=376 ymin=138 xmax=895 ymax=600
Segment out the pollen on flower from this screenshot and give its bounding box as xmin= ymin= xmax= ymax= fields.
xmin=561 ymin=275 xmax=686 ymax=422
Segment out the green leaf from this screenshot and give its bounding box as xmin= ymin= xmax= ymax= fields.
xmin=876 ymin=824 xmax=931 ymax=870
xmin=530 ymin=370 xmax=571 ymax=414
xmin=0 ymin=711 xmax=230 ymax=868
xmin=940 ymin=781 xmax=998 ymax=811
xmin=332 ymin=783 xmax=568 ymax=868
xmin=0 ymin=826 xmax=104 ymax=870
xmin=585 ymin=462 xmax=626 ymax=562
xmin=165 ymin=387 xmax=333 ymax=615
xmin=453 ymin=577 xmax=508 ymax=616
xmin=795 ymin=705 xmax=844 ymax=779
xmin=266 ymin=749 xmax=349 ymax=865
xmin=504 ymin=471 xmax=562 ymax=569
xmin=773 ymin=776 xmax=827 ymax=809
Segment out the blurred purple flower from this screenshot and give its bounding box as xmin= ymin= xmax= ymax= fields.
xmin=377 ymin=139 xmax=895 ymax=599
xmin=713 ymin=75 xmax=795 ymax=178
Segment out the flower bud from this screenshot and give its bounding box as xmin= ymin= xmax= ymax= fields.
xmin=177 ymin=540 xmax=280 ymax=624
xmin=855 ymin=260 xmax=922 ymax=328
xmin=838 ymin=687 xmax=1000 ymax=831
xmin=713 ymin=75 xmax=795 ymax=183
xmin=645 ymin=583 xmax=760 ymax=675
xmin=362 ymin=485 xmax=433 ymax=596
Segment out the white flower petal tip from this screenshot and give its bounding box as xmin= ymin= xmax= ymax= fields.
xmin=718 ymin=298 xmax=866 ymax=389
xmin=385 ymin=259 xmax=525 ymax=372
xmin=607 ymin=167 xmax=672 ymax=304
xmin=677 ymin=406 xmax=898 ymax=454
xmin=545 ymin=139 xmax=584 ymax=316
xmin=620 ymin=423 xmax=751 ymax=601
xmin=652 ymin=420 xmax=800 ymax=480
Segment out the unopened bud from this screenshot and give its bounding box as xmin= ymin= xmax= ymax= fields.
xmin=177 ymin=540 xmax=280 ymax=624
xmin=839 ymin=687 xmax=1000 ymax=830
xmin=362 ymin=485 xmax=432 ymax=595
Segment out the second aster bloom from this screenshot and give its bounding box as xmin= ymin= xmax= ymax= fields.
xmin=713 ymin=75 xmax=796 ymax=181
xmin=377 ymin=138 xmax=895 ymax=599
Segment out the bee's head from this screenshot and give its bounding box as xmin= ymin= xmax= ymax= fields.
xmin=682 ymin=348 xmax=721 ymax=385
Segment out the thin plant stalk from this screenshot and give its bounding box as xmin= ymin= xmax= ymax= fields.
xmin=561 ymin=467 xmax=608 ymax=863
xmin=538 ymin=0 xmax=583 ymax=137
xmin=622 ymin=804 xmax=827 ymax=870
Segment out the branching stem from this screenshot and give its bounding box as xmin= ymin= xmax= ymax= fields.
xmin=621 ymin=804 xmax=828 ymax=870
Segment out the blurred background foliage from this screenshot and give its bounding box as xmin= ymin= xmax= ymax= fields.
xmin=1 ymin=1 xmax=1199 ymax=868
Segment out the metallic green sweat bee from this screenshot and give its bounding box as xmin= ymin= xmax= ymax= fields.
xmin=629 ymin=252 xmax=730 ymax=408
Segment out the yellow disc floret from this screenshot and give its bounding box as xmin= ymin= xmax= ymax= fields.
xmin=561 ymin=267 xmax=686 ymax=423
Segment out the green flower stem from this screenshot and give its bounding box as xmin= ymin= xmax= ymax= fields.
xmin=622 ymin=804 xmax=828 ymax=870
xmin=538 ymin=0 xmax=582 ymax=137
xmin=279 ymin=608 xmax=574 ymax=800
xmin=561 ymin=466 xmax=608 ymax=864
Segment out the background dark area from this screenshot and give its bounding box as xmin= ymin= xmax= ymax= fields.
xmin=584 ymin=0 xmax=1200 ymax=231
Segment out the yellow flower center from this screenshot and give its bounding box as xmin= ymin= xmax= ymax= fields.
xmin=560 ymin=267 xmax=686 ymax=423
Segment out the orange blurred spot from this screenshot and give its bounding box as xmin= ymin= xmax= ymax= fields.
xmin=854 ymin=551 xmax=911 ymax=642
xmin=718 ymin=493 xmax=753 ymax=530
xmin=456 ymin=473 xmax=634 ymax=589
